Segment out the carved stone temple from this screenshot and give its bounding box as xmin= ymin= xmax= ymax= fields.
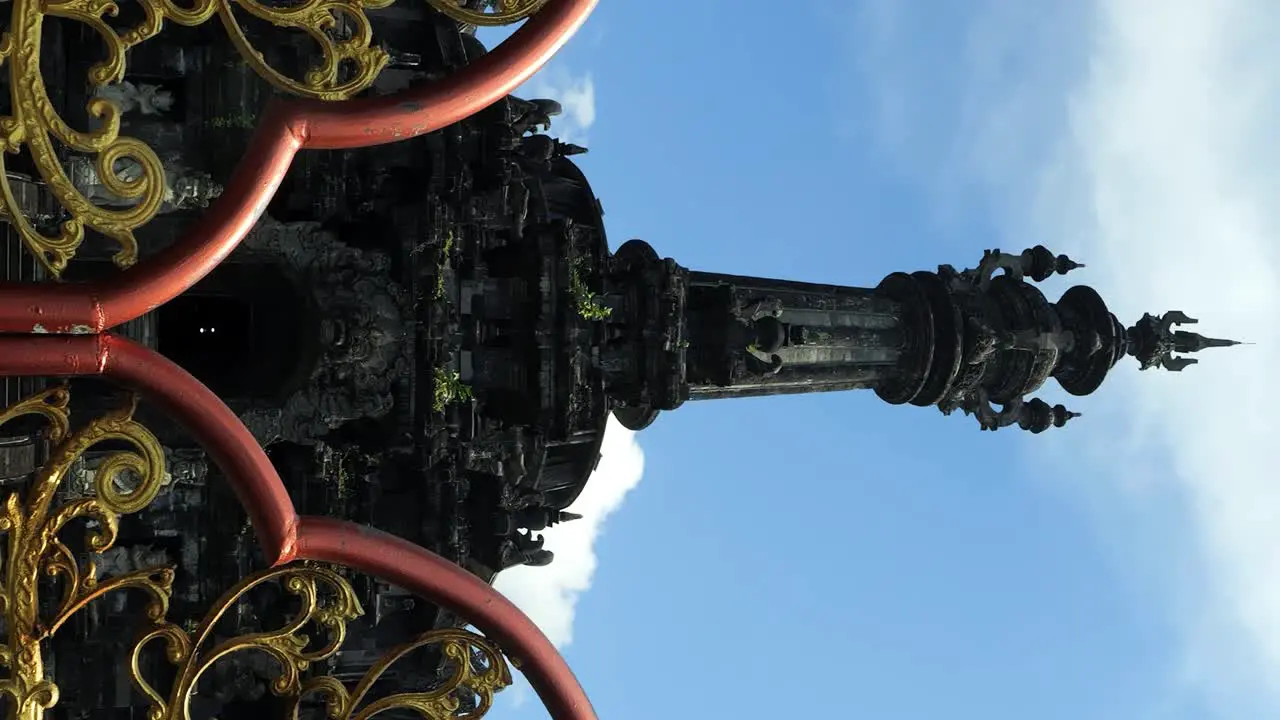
xmin=0 ymin=4 xmax=1238 ymax=717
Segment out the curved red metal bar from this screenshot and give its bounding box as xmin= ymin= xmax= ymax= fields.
xmin=297 ymin=517 xmax=598 ymax=720
xmin=294 ymin=0 xmax=599 ymax=151
xmin=0 ymin=334 xmax=299 ymax=563
xmin=0 ymin=0 xmax=599 ymax=334
xmin=0 ymin=335 xmax=597 ymax=720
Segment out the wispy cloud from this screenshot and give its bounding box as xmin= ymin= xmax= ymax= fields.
xmin=471 ymin=24 xmax=597 ymax=146
xmin=494 ymin=418 xmax=645 ymax=648
xmin=850 ymin=0 xmax=1280 ymax=715
xmin=520 ymin=66 xmax=597 ymax=146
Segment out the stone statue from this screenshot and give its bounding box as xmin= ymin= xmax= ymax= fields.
xmin=238 ymin=219 xmax=410 ymax=445
xmin=66 ymin=152 xmax=223 ymax=213
xmin=169 ymin=170 xmax=223 ymax=211
xmin=500 ymin=531 xmax=555 ymax=568
xmin=94 ymin=81 xmax=175 ymax=116
xmin=510 ymin=97 xmax=562 ymax=136
xmin=165 ymin=448 xmax=209 ymax=486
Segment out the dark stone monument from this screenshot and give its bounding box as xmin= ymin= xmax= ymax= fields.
xmin=0 ymin=6 xmax=1238 ymax=716
xmin=598 ymin=242 xmax=1239 ymax=434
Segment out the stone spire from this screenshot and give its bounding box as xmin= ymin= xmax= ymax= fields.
xmin=1125 ymin=311 xmax=1242 ymax=372
xmin=597 ymin=239 xmax=1233 ymax=435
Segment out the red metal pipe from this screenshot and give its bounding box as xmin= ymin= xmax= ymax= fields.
xmin=0 ymin=334 xmax=299 ymax=564
xmin=0 ymin=0 xmax=599 ymax=334
xmin=296 ymin=516 xmax=597 ymax=720
xmin=295 ymin=0 xmax=599 ymax=150
xmin=0 ymin=115 xmax=305 ymax=335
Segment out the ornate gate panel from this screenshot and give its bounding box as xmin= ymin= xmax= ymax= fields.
xmin=0 ymin=0 xmax=601 ymax=715
xmin=0 ymin=363 xmax=596 ymax=719
xmin=0 ymin=0 xmax=598 ymax=332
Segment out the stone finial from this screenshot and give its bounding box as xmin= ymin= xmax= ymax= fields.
xmin=969 ymin=245 xmax=1085 ymax=291
xmin=1127 ymin=311 xmax=1242 ymax=372
xmin=1018 ymin=398 xmax=1080 ymax=434
xmin=1021 ymin=245 xmax=1085 ymax=282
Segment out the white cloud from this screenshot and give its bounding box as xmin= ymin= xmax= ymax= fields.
xmin=473 ymin=28 xmax=597 ymax=144
xmin=471 ymin=23 xmax=596 ymax=143
xmin=493 ymin=418 xmax=644 ymax=648
xmin=519 ymin=66 xmax=597 ymax=146
xmin=1059 ymin=2 xmax=1280 ymax=712
xmin=852 ymin=0 xmax=1280 ymax=715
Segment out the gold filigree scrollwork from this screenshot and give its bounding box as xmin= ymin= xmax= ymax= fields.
xmin=427 ymin=0 xmax=550 ymax=26
xmin=0 ymin=389 xmax=512 ymax=718
xmin=0 ymin=0 xmax=393 ymax=277
xmin=132 ymin=564 xmax=513 ymax=719
xmin=119 ymin=0 xmax=395 ymax=102
xmin=0 ymin=387 xmax=170 ymax=720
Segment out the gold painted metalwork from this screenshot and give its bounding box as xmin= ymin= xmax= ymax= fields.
xmin=0 ymin=388 xmax=512 ymax=718
xmin=427 ymin=0 xmax=549 ymax=26
xmin=132 ymin=564 xmax=512 ymax=718
xmin=0 ymin=0 xmax=394 ymax=277
xmin=0 ymin=387 xmax=169 ymax=719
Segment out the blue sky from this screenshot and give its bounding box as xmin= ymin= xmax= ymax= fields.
xmin=487 ymin=2 xmax=1278 ymax=718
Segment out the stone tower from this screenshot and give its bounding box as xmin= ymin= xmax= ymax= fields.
xmin=598 ymin=241 xmax=1239 ymax=433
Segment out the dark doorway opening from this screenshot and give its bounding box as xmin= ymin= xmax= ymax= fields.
xmin=157 ymin=264 xmax=312 ymax=401
xmin=158 ymin=295 xmax=254 ymax=395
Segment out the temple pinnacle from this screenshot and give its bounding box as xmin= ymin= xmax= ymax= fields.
xmin=1054 ymin=254 xmax=1084 ymax=275
xmin=1023 ymin=245 xmax=1084 ymax=282
xmin=1126 ymin=311 xmax=1241 ymax=372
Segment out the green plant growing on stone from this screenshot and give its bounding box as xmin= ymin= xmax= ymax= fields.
xmin=434 ymin=230 xmax=454 ymax=300
xmin=433 ymin=366 xmax=473 ymax=413
xmin=332 ymin=460 xmax=351 ymax=501
xmin=568 ymin=256 xmax=612 ymax=321
xmin=208 ymin=112 xmax=257 ymax=130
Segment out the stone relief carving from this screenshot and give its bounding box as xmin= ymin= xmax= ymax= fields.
xmin=66 ymin=151 xmax=223 ymax=213
xmin=94 ymin=81 xmax=176 ymax=116
xmin=238 ymin=219 xmax=410 ymax=445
